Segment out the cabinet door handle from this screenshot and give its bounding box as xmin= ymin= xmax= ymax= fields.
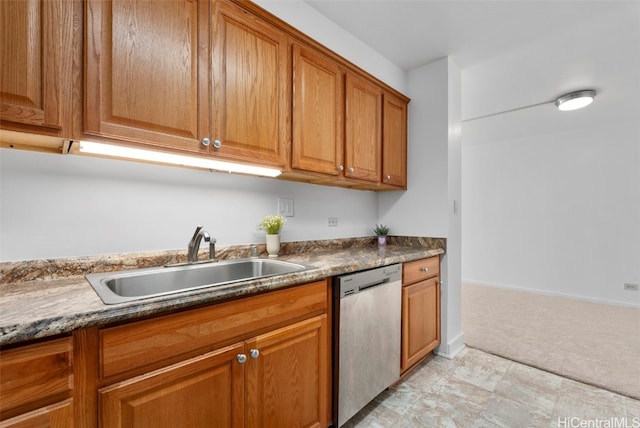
xmin=347 ymin=167 xmax=354 ymax=173
xmin=421 ymin=267 xmax=429 ymax=272
xmin=385 ymin=175 xmax=391 ymax=181
xmin=237 ymin=354 xmax=247 ymax=364
xmin=337 ymin=165 xmax=344 ymax=171
xmin=250 ymin=349 xmax=260 ymax=359
xmin=213 ymin=139 xmax=222 ymax=149
xmin=201 ymin=137 xmax=211 ymax=147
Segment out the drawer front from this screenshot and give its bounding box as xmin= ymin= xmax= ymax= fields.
xmin=403 ymin=256 xmax=440 ymax=284
xmin=100 ymin=280 xmax=328 ymax=381
xmin=0 ymin=337 xmax=73 ymax=418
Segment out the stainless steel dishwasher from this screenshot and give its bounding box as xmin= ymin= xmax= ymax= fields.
xmin=333 ymin=263 xmax=402 ymax=427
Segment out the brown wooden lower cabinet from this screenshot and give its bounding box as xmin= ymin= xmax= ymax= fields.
xmin=401 ymin=257 xmax=441 ymax=374
xmin=0 ymin=399 xmax=73 ymax=428
xmin=99 ymin=315 xmax=327 ymax=428
xmin=100 ymin=343 xmax=244 ymax=428
xmin=0 ymin=337 xmax=74 ymax=427
xmin=245 ymin=315 xmax=327 ymax=428
xmin=0 ymin=280 xmax=331 ymax=428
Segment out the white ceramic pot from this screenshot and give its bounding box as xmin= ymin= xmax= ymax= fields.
xmin=266 ymin=234 xmax=280 ymax=257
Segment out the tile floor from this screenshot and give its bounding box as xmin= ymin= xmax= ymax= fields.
xmin=342 ymin=347 xmax=640 ymax=428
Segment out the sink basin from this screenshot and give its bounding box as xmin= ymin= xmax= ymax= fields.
xmin=86 ymin=258 xmax=315 ymax=304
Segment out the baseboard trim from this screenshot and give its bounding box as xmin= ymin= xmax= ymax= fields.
xmin=435 ymin=332 xmax=465 ymax=359
xmin=463 ymin=279 xmax=640 ymax=309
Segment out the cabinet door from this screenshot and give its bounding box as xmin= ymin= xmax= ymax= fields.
xmin=344 ymin=72 xmax=382 ymax=182
xmin=292 ymin=44 xmax=343 ymax=176
xmin=0 ymin=0 xmax=73 ymax=136
xmin=245 ymin=315 xmax=328 ymax=428
xmin=401 ymin=277 xmax=440 ymax=372
xmin=0 ymin=399 xmax=73 ymax=428
xmin=212 ymin=1 xmax=289 ymax=168
xmin=85 ymin=0 xmax=209 ymax=152
xmin=100 ymin=343 xmax=244 ymax=428
xmin=382 ymin=91 xmax=408 ymax=188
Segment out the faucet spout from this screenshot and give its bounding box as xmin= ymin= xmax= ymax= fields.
xmin=187 ymin=225 xmax=211 ymax=263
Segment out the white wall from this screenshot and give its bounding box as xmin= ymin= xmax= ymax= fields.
xmin=462 ymin=119 xmax=640 ymax=307
xmin=0 ymin=149 xmax=379 ymax=260
xmin=378 ymin=61 xmax=448 ymax=237
xmin=461 ymin=6 xmax=640 ymax=307
xmin=445 ymin=58 xmax=463 ymax=357
xmin=379 ymin=58 xmax=465 ymax=358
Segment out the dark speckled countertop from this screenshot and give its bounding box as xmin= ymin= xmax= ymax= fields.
xmin=0 ymin=237 xmax=445 ymax=346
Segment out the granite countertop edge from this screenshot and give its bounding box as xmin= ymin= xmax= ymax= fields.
xmin=0 ymin=245 xmax=443 ymax=346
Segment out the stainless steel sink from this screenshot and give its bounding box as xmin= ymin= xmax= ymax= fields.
xmin=86 ymin=258 xmax=315 ymax=304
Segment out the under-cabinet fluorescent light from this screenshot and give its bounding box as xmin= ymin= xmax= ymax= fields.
xmin=554 ymin=90 xmax=596 ymax=111
xmin=77 ymin=141 xmax=282 ymax=177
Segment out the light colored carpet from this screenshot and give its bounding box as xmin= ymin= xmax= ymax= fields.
xmin=462 ymin=283 xmax=640 ymax=400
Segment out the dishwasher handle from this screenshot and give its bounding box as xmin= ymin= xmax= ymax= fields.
xmin=358 ymin=277 xmax=390 ymax=291
xmin=341 ymin=278 xmax=388 ymax=298
xmin=337 ymin=264 xmax=402 ymax=298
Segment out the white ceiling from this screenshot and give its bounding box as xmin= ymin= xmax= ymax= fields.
xmin=303 ymin=0 xmax=635 ymax=71
xmin=303 ymin=0 xmax=640 ymax=141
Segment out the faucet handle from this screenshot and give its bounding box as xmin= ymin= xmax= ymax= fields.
xmin=209 ymin=238 xmax=217 ymax=262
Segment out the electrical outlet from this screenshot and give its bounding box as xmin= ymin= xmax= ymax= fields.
xmin=328 ymin=217 xmax=338 ymax=227
xmin=623 ymin=283 xmax=639 ymax=291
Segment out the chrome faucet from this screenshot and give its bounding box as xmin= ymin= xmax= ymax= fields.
xmin=187 ymin=225 xmax=217 ymax=263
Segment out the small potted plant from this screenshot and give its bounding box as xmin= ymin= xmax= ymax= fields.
xmin=258 ymin=215 xmax=287 ymax=257
xmin=374 ymin=224 xmax=390 ymax=247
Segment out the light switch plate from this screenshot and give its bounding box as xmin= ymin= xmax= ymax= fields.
xmin=278 ymin=197 xmax=294 ymax=217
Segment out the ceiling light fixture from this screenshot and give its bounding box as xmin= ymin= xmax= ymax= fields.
xmin=75 ymin=141 xmax=282 ymax=177
xmin=554 ymin=90 xmax=596 ymax=111
xmin=463 ymin=88 xmax=598 ymax=123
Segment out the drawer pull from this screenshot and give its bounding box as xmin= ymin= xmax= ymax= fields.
xmin=237 ymin=354 xmax=247 ymax=364
xmin=421 ymin=267 xmax=429 ymax=272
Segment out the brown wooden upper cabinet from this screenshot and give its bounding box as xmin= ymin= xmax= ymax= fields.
xmin=84 ymin=0 xmax=288 ymax=169
xmin=290 ymin=45 xmax=408 ymax=189
xmin=291 ymin=44 xmax=344 ymax=177
xmin=84 ymin=0 xmax=210 ymax=154
xmin=211 ymin=1 xmax=289 ymax=168
xmin=0 ymin=0 xmax=74 ymax=138
xmin=382 ymin=91 xmax=408 ymax=189
xmin=2 ymin=0 xmax=409 ymax=190
xmin=344 ymin=72 xmax=382 ymax=183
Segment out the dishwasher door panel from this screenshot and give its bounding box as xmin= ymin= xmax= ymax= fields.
xmin=337 ymin=279 xmax=401 ymax=426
